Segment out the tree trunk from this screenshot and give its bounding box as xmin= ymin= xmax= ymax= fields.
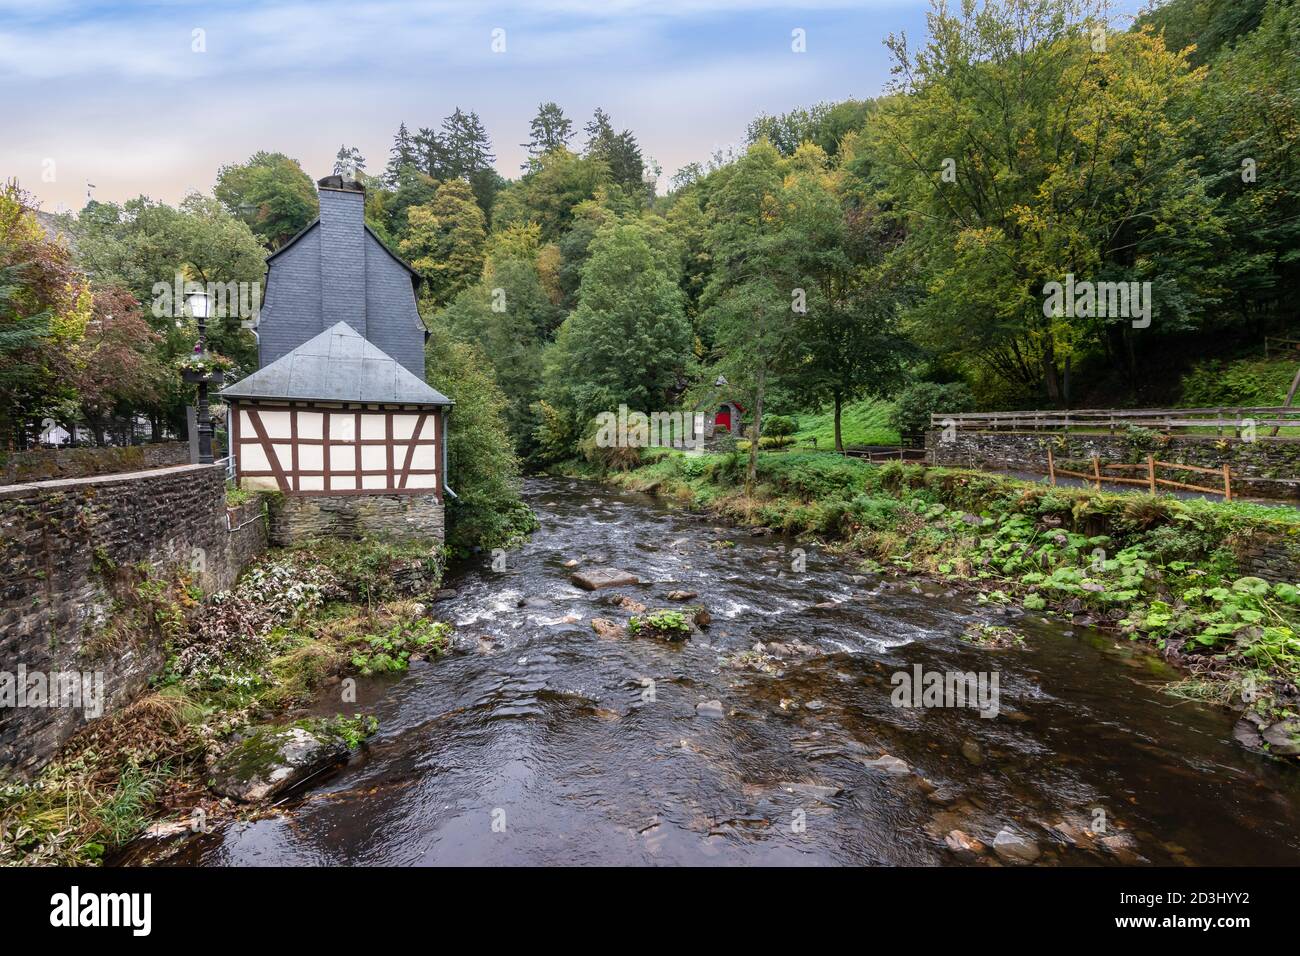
xmin=833 ymin=389 xmax=844 ymax=453
xmin=1042 ymin=337 xmax=1062 ymax=404
xmin=746 ymin=367 xmax=765 ymax=494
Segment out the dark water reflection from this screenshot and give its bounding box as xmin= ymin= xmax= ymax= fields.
xmin=171 ymin=477 xmax=1300 ymax=866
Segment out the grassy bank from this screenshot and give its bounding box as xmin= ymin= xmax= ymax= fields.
xmin=0 ymin=539 xmax=449 ymax=866
xmin=596 ymin=449 xmax=1300 ymax=732
xmin=787 ymin=398 xmax=899 ymax=448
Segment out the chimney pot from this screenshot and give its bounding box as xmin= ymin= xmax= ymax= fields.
xmin=317 ymin=174 xmax=365 ymax=195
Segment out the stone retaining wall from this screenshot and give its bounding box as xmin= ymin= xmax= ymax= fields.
xmin=0 ymin=464 xmax=267 ymax=776
xmin=0 ymin=442 xmax=190 ymax=486
xmin=267 ymin=492 xmax=444 ymax=546
xmin=927 ymin=429 xmax=1300 ymax=501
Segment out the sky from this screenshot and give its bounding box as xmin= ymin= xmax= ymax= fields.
xmin=4 ymin=0 xmax=1151 ymax=213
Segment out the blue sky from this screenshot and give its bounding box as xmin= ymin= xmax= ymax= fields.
xmin=4 ymin=0 xmax=1150 ymax=212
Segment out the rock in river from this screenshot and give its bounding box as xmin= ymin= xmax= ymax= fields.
xmin=945 ymin=829 xmax=987 ymax=861
xmin=992 ymin=827 xmax=1041 ymax=864
xmin=1261 ymin=718 xmax=1300 ymax=757
xmin=590 ymin=617 xmax=624 ymax=639
xmin=860 ymin=754 xmax=911 ymax=775
xmin=571 ymin=568 xmax=641 ymax=591
xmin=210 ymin=727 xmax=350 ymax=803
xmin=696 ymin=699 xmax=725 ymax=719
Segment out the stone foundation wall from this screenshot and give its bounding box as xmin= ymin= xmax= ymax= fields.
xmin=0 ymin=464 xmax=267 ymax=776
xmin=267 ymin=492 xmax=445 ymax=545
xmin=0 ymin=441 xmax=189 ymax=486
xmin=926 ymin=429 xmax=1300 ymax=501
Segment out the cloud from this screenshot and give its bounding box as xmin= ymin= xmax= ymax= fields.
xmin=0 ymin=0 xmax=915 ymax=79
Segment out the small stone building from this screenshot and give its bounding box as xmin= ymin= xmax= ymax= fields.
xmin=221 ymin=176 xmax=452 ymax=544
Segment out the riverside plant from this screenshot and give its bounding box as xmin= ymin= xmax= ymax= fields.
xmin=349 ymin=619 xmax=452 ymax=675
xmin=628 ymin=609 xmax=692 ymax=640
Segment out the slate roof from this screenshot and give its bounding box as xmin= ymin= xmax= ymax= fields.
xmin=220 ymin=322 xmax=452 ymax=406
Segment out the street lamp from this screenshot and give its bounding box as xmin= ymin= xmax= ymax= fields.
xmin=186 ymin=289 xmax=215 ymax=464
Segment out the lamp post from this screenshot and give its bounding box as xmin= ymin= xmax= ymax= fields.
xmin=186 ymin=289 xmax=215 ymax=464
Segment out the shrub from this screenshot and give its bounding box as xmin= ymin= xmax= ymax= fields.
xmin=763 ymin=414 xmax=797 ymax=437
xmin=888 ymin=382 xmax=975 ymax=440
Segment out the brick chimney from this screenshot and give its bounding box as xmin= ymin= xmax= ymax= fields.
xmin=316 ymin=175 xmax=367 ymax=339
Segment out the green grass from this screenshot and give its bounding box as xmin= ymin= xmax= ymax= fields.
xmin=787 ymin=399 xmax=899 ymax=448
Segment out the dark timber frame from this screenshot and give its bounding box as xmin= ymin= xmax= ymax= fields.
xmin=230 ymin=399 xmax=443 ymax=502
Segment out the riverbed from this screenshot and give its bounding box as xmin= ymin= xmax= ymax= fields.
xmin=163 ymin=477 xmax=1300 ymax=865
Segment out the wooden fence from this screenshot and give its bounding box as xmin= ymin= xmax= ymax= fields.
xmin=1264 ymin=335 xmax=1300 ymax=359
xmin=1046 ymin=447 xmax=1232 ymax=500
xmin=931 ymin=406 xmax=1300 ymax=435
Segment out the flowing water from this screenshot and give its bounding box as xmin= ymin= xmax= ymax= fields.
xmin=165 ymin=477 xmax=1300 ymax=866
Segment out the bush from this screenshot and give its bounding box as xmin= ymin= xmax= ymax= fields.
xmin=763 ymin=414 xmax=797 ymax=437
xmin=888 ymin=382 xmax=975 ymax=440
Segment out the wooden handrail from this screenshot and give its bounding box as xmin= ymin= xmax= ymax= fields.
xmin=1044 ymin=449 xmax=1231 ymax=500
xmin=932 ymin=405 xmax=1300 ymax=433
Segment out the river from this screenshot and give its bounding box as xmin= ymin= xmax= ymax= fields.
xmin=163 ymin=477 xmax=1300 ymax=866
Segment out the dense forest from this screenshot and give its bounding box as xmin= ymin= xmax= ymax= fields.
xmin=2 ymin=0 xmax=1297 ymax=542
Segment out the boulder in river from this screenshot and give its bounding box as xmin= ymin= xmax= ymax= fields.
xmin=944 ymin=829 xmax=987 ymax=861
xmin=209 ymin=726 xmax=351 ymax=803
xmin=1232 ymin=718 xmax=1267 ymax=753
xmin=571 ymin=567 xmax=641 ymax=591
xmin=1261 ymin=718 xmax=1300 ymax=757
xmin=665 ymin=590 xmax=698 ymax=602
xmin=860 ymin=754 xmax=911 ymax=775
xmin=590 ymin=618 xmax=624 ymax=639
xmin=685 ymin=605 xmax=711 ymax=629
xmin=991 ymin=827 xmax=1041 ymax=864
xmin=696 ymin=699 xmax=725 ymax=719
xmin=778 ymin=782 xmax=843 ymax=802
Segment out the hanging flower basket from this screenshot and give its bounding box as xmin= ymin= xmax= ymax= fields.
xmin=178 ymin=352 xmax=232 ymax=384
xmin=182 ymin=368 xmax=225 ymax=384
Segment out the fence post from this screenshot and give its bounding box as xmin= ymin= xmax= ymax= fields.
xmin=1223 ymin=463 xmax=1232 ymax=502
xmin=1147 ymin=454 xmax=1156 ymax=494
xmin=1047 ymin=445 xmax=1056 ymax=486
xmin=1091 ymin=454 xmax=1102 ymax=491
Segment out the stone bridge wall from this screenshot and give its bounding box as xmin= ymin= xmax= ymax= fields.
xmin=0 ymin=441 xmax=190 ymax=486
xmin=0 ymin=464 xmax=267 ymax=776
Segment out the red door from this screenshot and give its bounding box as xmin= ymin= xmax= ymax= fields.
xmin=715 ymin=407 xmax=731 ymax=432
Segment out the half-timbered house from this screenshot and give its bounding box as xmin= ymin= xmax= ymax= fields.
xmin=220 ymin=175 xmax=452 ymax=544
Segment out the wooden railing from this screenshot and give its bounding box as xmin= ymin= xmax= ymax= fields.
xmin=931 ymin=406 xmax=1300 ymax=435
xmin=1264 ymin=335 xmax=1300 ymax=359
xmin=1047 ymin=448 xmax=1232 ymax=500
